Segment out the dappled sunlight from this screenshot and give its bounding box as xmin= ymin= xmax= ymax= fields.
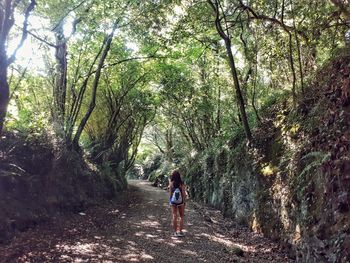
xmin=293 ymin=224 xmax=301 ymax=243
xmin=34 ymin=209 xmax=169 ymax=261
xmin=200 ymin=232 xmax=256 ymax=252
xmin=134 ymin=231 xmax=160 ymax=240
xmin=261 ymin=163 xmax=278 ymax=176
xmin=181 ymin=248 xmax=198 ymax=256
xmin=120 ymin=250 xmax=154 ymax=262
xmin=121 ymin=252 xmax=140 ymax=261
xmin=145 ymin=234 xmax=158 ymax=238
xmin=108 ymin=209 xmax=120 ymax=215
xmin=130 ymin=179 xmax=151 ymax=187
xmin=56 ymin=242 xmax=100 ymax=255
xmin=51 ymin=240 xmax=124 ymax=261
xmin=139 ymin=219 xmax=161 ymax=227
xmin=0 ymin=0 xmax=345 ymax=261
xmin=5 ymin=179 xmax=293 ymax=262
xmin=167 ymin=238 xmax=184 ymax=245
xmin=251 ymin=212 xmax=261 ymax=233
xmin=140 ymin=252 xmax=154 ymax=260
xmin=272 ymin=179 xmax=293 ymax=231
xmin=134 ymin=231 xmax=146 ymax=237
xmin=153 ymin=237 xmax=166 ymax=243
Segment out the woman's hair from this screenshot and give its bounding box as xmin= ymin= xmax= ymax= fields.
xmin=171 ymin=170 xmax=183 ymax=188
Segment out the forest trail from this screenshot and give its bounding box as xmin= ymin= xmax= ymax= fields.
xmin=0 ymin=180 xmax=294 ymax=262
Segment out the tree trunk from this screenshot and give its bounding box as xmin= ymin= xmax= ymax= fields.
xmin=53 ymin=24 xmax=68 ymax=131
xmin=224 ymin=38 xmax=252 ymax=142
xmin=72 ymin=27 xmax=116 ymax=150
xmin=207 ymin=0 xmax=252 ymax=142
xmin=288 ymin=32 xmax=297 ymax=107
xmin=295 ymin=32 xmax=304 ymax=94
xmin=0 ymin=0 xmax=12 ymax=136
xmin=0 ymin=0 xmax=35 ymax=136
xmin=165 ymin=129 xmax=174 ymax=161
xmin=252 ymin=61 xmax=261 ymax=124
xmin=214 ymin=42 xmax=221 ymax=133
xmin=291 ymin=0 xmax=304 ymax=94
xmin=0 ymin=60 xmax=9 ymax=136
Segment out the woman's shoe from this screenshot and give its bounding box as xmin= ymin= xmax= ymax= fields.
xmin=177 ymin=231 xmax=185 ymax=237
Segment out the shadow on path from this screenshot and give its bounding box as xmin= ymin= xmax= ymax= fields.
xmin=0 ymin=180 xmax=294 ymax=262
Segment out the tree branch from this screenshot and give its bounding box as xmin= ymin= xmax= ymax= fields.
xmin=238 ymin=0 xmax=308 ymax=40
xmin=86 ymin=55 xmax=162 ymax=77
xmin=330 ymin=0 xmax=350 ymax=20
xmin=72 ymin=19 xmax=119 ymax=148
xmin=51 ymin=0 xmax=90 ymax=31
xmin=7 ymin=0 xmax=36 ymax=65
xmin=27 ymin=30 xmax=57 ymax=48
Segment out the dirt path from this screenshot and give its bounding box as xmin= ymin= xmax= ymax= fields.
xmin=0 ymin=180 xmax=294 ymax=262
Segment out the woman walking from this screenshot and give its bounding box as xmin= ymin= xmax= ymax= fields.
xmin=169 ymin=170 xmax=187 ymax=237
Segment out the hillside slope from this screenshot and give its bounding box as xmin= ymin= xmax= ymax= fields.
xmin=181 ymin=53 xmax=350 ymax=262
xmin=0 ymin=133 xmax=125 ymax=243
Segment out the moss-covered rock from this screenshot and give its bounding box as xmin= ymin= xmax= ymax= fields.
xmin=179 ymin=54 xmax=350 ymax=262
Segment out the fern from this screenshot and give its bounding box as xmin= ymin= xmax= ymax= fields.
xmin=299 ymin=151 xmax=331 ymax=178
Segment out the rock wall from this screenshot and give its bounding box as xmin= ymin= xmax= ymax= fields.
xmin=185 ymin=134 xmax=348 ymax=262
xmin=0 ymin=133 xmax=126 ymax=243
xmin=184 ymin=55 xmax=350 ymax=262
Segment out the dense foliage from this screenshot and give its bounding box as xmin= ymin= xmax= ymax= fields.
xmin=0 ymin=0 xmax=348 ymax=170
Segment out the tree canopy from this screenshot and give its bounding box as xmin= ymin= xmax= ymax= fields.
xmin=0 ymin=0 xmax=349 ymax=172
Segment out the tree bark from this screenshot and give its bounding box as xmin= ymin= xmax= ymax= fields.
xmin=0 ymin=0 xmax=36 ymax=136
xmin=294 ymin=31 xmax=304 ymax=94
xmin=53 ymin=24 xmax=68 ymax=130
xmin=72 ymin=24 xmax=117 ymax=149
xmin=288 ymin=32 xmax=297 ymax=106
xmin=65 ymin=42 xmax=104 ymax=144
xmin=207 ymin=0 xmax=252 ymax=142
xmin=0 ymin=0 xmax=11 ymax=134
xmin=252 ymin=55 xmax=261 ymax=124
xmin=0 ymin=60 xmax=9 ymax=135
xmin=290 ymin=0 xmax=304 ymax=94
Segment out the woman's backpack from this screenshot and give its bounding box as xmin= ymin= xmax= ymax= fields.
xmin=170 ymin=188 xmax=183 ymax=205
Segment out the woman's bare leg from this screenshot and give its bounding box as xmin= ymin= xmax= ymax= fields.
xmin=171 ymin=205 xmax=178 ymax=232
xmin=178 ymin=204 xmax=185 ymax=232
